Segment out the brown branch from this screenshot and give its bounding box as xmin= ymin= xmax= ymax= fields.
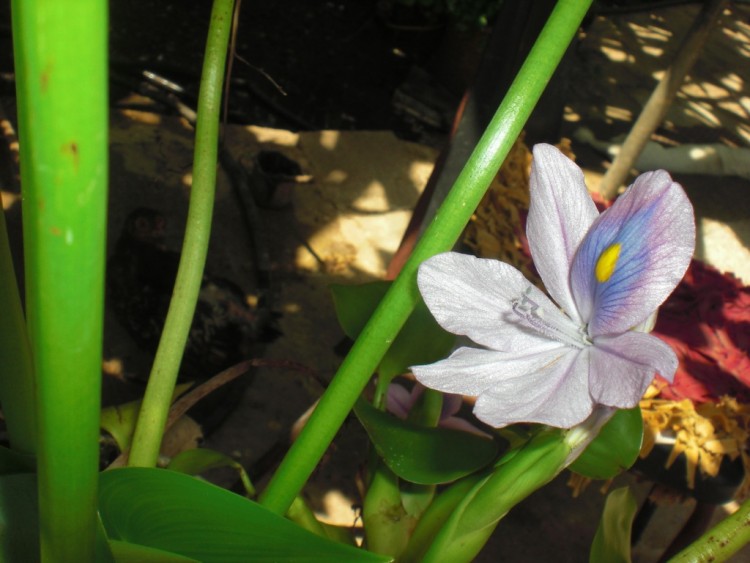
xmin=597 ymin=0 xmax=727 ymax=200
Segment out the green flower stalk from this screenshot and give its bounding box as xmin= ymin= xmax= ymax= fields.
xmin=670 ymin=498 xmax=750 ymax=562
xmin=128 ymin=0 xmax=236 ymax=468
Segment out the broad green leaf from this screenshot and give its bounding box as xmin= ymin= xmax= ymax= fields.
xmin=0 ymin=446 xmax=35 ymax=475
xmin=355 ymin=398 xmax=498 ymax=485
xmin=96 ymin=515 xmax=117 ymax=563
xmin=109 ymin=540 xmax=199 ymax=562
xmin=570 ymin=408 xmax=642 ymax=479
xmin=330 ymin=282 xmax=455 ymax=380
xmin=167 ymin=448 xmax=255 ymax=496
xmin=331 ymin=281 xmax=388 ymax=339
xmin=170 ymin=453 xmax=348 ymax=545
xmin=589 ymin=487 xmax=637 ymax=563
xmin=99 ymin=467 xmax=390 ymax=562
xmin=0 ymin=473 xmax=39 ymax=561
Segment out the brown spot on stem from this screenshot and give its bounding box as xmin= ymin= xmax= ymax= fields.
xmin=62 ymin=141 xmax=79 ymax=171
xmin=40 ymin=62 xmax=53 ymax=93
xmin=50 ymin=226 xmax=61 ymax=236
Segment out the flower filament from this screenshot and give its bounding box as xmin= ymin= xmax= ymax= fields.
xmin=511 ymin=288 xmax=591 ymax=349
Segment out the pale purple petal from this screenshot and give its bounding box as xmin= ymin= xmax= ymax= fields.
xmin=412 ymin=345 xmax=567 ymax=397
xmin=441 ymin=392 xmax=464 ymax=418
xmin=571 ymin=171 xmax=695 ymax=336
xmin=589 ymin=331 xmax=678 ymax=407
xmin=473 ymin=348 xmax=593 ymax=428
xmin=417 ymin=252 xmax=563 ymax=352
xmin=387 ymin=382 xmax=488 ymax=436
xmin=386 ymin=383 xmax=414 ymax=419
xmin=527 ymin=144 xmax=599 ymax=324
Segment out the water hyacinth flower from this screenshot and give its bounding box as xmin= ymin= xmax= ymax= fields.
xmin=412 ymin=144 xmax=695 ymax=429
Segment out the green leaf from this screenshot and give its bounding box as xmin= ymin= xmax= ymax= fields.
xmin=109 ymin=540 xmax=199 ymax=562
xmin=330 ymin=282 xmax=455 ymax=379
xmin=589 ymin=487 xmax=637 ymax=563
xmin=0 ymin=446 xmax=35 ymax=475
xmin=99 ymin=467 xmax=390 ymax=562
xmin=96 ymin=515 xmax=117 ymax=563
xmin=569 ymin=408 xmax=643 ymax=479
xmin=167 ymin=448 xmax=255 ymax=496
xmin=355 ymin=398 xmax=498 ymax=485
xmin=331 ymin=281 xmax=387 ymax=339
xmin=0 ymin=473 xmax=39 ymax=562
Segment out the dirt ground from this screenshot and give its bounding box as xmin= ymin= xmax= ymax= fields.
xmin=2 ymin=1 xmax=750 ymax=561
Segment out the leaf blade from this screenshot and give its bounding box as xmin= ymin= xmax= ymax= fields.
xmin=589 ymin=487 xmax=637 ymax=563
xmin=99 ymin=467 xmax=390 ymax=562
xmin=570 ymin=408 xmax=642 ymax=479
xmin=355 ymin=398 xmax=498 ymax=485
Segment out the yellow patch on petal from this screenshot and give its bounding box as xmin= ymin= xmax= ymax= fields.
xmin=595 ymin=243 xmax=622 ymax=283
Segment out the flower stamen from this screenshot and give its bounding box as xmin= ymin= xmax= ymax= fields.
xmin=511 ymin=288 xmax=591 ymax=349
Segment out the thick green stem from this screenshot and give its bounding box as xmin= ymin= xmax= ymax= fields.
xmin=127 ymin=0 xmax=235 ymax=467
xmin=11 ymin=0 xmax=108 ymax=560
xmin=259 ymin=0 xmax=593 ymax=514
xmin=669 ymin=498 xmax=750 ymax=563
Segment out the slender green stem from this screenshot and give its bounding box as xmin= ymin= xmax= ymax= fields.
xmin=128 ymin=0 xmax=236 ymax=467
xmin=669 ymin=498 xmax=750 ymax=562
xmin=259 ymin=0 xmax=594 ymax=514
xmin=11 ymin=0 xmax=108 ymax=560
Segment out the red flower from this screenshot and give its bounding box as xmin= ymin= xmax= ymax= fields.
xmin=654 ymin=260 xmax=750 ymax=403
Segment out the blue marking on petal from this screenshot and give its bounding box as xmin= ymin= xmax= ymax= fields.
xmin=569 ymin=170 xmax=692 ymax=337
